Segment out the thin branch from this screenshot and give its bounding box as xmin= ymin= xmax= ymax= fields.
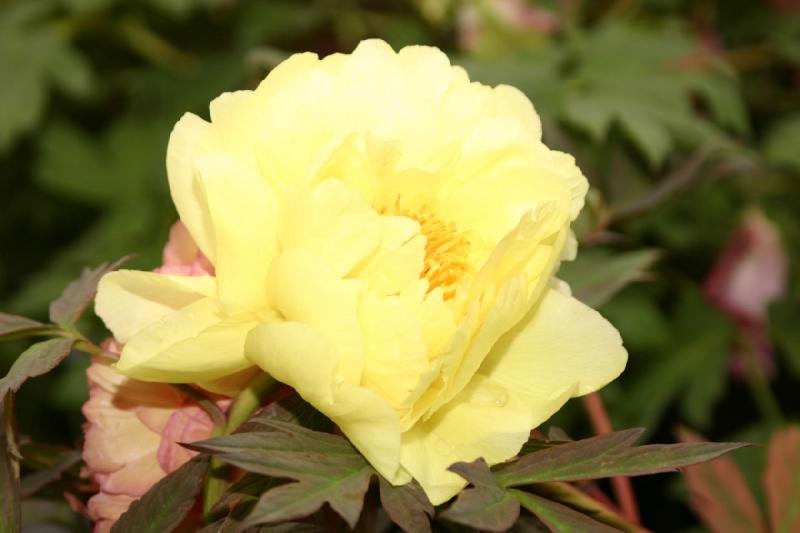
xmin=582 ymin=392 xmax=641 ymax=525
xmin=609 ymin=146 xmax=713 ymax=224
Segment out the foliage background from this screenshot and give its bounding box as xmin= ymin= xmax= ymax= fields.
xmin=1 ymin=0 xmax=798 ymax=530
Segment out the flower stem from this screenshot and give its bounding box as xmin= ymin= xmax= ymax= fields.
xmin=224 ymin=371 xmax=281 ymax=434
xmin=582 ymin=392 xmax=641 ymax=525
xmin=741 ymin=342 xmax=783 ymax=429
xmin=202 ymin=371 xmax=281 ymax=517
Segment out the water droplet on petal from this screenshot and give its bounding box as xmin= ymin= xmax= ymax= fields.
xmin=468 ymin=383 xmax=509 ymax=408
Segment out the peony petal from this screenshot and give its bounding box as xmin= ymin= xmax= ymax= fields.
xmin=359 ymin=293 xmax=430 ymax=410
xmin=87 ymin=492 xmax=137 ymax=530
xmin=197 ymin=153 xmax=278 ymax=312
xmin=438 ymin=150 xmax=573 ymax=249
xmin=266 ymin=249 xmax=365 ymax=384
xmin=157 ymin=404 xmax=213 ymax=473
xmin=198 ymin=366 xmax=261 ymax=396
xmin=166 ymin=113 xmax=217 ymax=262
xmin=97 ymin=451 xmax=165 ymax=497
xmin=245 ymin=321 xmax=409 ymax=484
xmin=480 ymin=287 xmax=627 ymax=408
xmin=95 ymin=270 xmax=215 ymax=344
xmin=401 ymin=288 xmax=625 ymax=505
xmin=278 ymin=180 xmax=384 ymax=279
xmin=424 ymin=207 xmax=568 ymax=419
xmin=115 ymin=297 xmax=257 ymax=382
xmin=161 ymin=221 xmax=202 ymax=267
xmin=400 ymin=374 xmax=541 ymax=505
xmin=82 ymin=400 xmax=161 ymax=473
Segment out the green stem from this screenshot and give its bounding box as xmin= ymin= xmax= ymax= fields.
xmin=71 ymin=337 xmax=118 ymax=363
xmin=202 ymin=372 xmax=280 ymax=517
xmin=224 ymin=372 xmax=280 ymax=434
xmin=741 ymin=341 xmax=783 ymax=429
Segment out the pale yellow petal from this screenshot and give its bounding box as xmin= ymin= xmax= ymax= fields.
xmin=424 ymin=207 xmax=567 ymax=417
xmin=400 ymin=374 xmax=539 ymax=505
xmin=438 ymin=151 xmax=572 ymax=248
xmin=359 ymin=293 xmax=429 ymax=409
xmin=400 ymin=286 xmax=624 ymax=505
xmin=351 ymin=215 xmax=425 ymax=297
xmin=266 ymin=249 xmax=365 ymax=384
xmin=548 ymin=150 xmax=588 ymax=222
xmin=490 ymin=84 xmax=542 ymax=140
xmin=116 ymin=297 xmax=256 ymax=383
xmin=278 ymin=180 xmax=383 ymax=279
xmin=245 ymin=321 xmax=408 ymax=484
xmin=196 ymin=153 xmax=278 ymax=312
xmin=166 ymin=113 xmax=217 ymax=262
xmin=480 ymin=287 xmax=627 ymax=403
xmin=95 ymin=270 xmax=215 ymax=344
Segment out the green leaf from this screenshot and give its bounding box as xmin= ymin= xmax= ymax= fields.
xmin=619 ymin=108 xmax=673 ymax=168
xmin=203 ymin=474 xmax=278 ymax=532
xmin=460 ymin=48 xmax=564 ymax=119
xmin=36 ymin=122 xmax=115 ymax=204
xmin=513 ymin=490 xmax=620 ymax=533
xmin=562 ymin=20 xmax=738 ymax=166
xmin=494 ymin=429 xmax=748 ymax=486
xmin=680 ymin=341 xmax=728 ymax=428
xmin=440 ymin=459 xmax=520 ymax=532
xmin=249 ymin=394 xmax=332 ymax=433
xmin=48 ymin=256 xmax=131 ymax=325
xmin=621 ymin=297 xmax=734 ymax=432
xmin=0 ymin=338 xmax=74 ymax=398
xmin=529 ymin=481 xmax=646 ymax=533
xmin=561 ymin=95 xmax=615 ymax=140
xmin=763 ymin=115 xmax=800 ymax=173
xmin=190 ymin=420 xmax=373 ymax=528
xmin=378 ymin=477 xmax=434 ymax=533
xmin=0 ymin=1 xmax=93 ymax=150
xmin=0 ymin=393 xmax=20 ymax=533
xmin=0 ymin=314 xmax=47 ymax=341
xmin=558 ymin=248 xmax=660 ymax=308
xmin=145 ymin=0 xmax=226 ymax=18
xmin=111 ymin=455 xmax=209 ymax=533
xmin=687 ymin=71 xmax=749 ymax=135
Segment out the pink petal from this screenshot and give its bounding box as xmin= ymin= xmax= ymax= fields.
xmin=157 ymin=404 xmax=215 ymax=473
xmin=705 ymin=210 xmax=787 ymax=324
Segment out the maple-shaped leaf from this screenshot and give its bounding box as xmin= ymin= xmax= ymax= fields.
xmin=201 ymin=473 xmax=278 ymax=533
xmin=494 ymin=428 xmax=747 ymax=486
xmin=0 ymin=338 xmax=75 ymax=398
xmin=378 ymin=477 xmax=434 ymax=533
xmin=513 ymin=490 xmax=619 ymax=533
xmin=558 ymin=248 xmax=661 ymax=308
xmin=49 ymin=256 xmax=131 ymax=325
xmin=678 ymin=428 xmax=767 ymax=533
xmin=112 ymin=455 xmax=209 ymax=533
xmin=0 ymin=313 xmax=48 ymax=341
xmin=188 ymin=419 xmax=373 ymax=529
xmin=764 ymin=425 xmax=800 ymax=533
xmin=440 ymin=459 xmax=520 ymax=532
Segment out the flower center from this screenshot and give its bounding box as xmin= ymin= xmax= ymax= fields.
xmin=408 ymin=208 xmax=472 ymax=299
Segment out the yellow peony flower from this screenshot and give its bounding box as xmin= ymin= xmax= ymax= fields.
xmin=95 ymin=39 xmax=626 ymax=504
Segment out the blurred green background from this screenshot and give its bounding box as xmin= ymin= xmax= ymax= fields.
xmin=1 ymin=0 xmax=799 ymax=530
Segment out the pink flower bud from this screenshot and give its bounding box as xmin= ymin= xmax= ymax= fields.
xmin=705 ymin=210 xmax=788 ymax=377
